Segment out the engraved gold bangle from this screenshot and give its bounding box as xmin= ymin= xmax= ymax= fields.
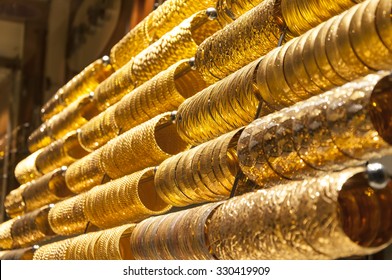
xmin=208 ymin=168 xmax=392 ymax=259
xmin=48 ymin=193 xmax=88 ymax=235
xmin=130 ymin=203 xmax=220 ymax=260
xmin=35 ymin=131 xmax=88 ymax=174
xmin=0 ymin=219 xmax=15 ymax=250
xmin=4 ymin=185 xmax=27 ymax=218
xmin=14 ymin=149 xmax=43 ymax=184
xmin=238 ymin=72 xmax=392 ymax=190
xmin=33 ymin=239 xmax=72 ymax=260
xmin=101 ymin=112 xmax=190 ymax=180
xmin=41 ymin=57 xmax=113 ymax=121
xmin=110 ymin=0 xmax=217 ymax=70
xmin=85 ymin=167 xmax=171 ymax=229
xmin=11 ymin=206 xmax=54 ymax=248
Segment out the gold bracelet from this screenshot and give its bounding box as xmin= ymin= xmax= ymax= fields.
xmin=33 ymin=239 xmax=72 ymax=260
xmin=14 ymin=149 xmax=43 ymax=184
xmin=208 ymin=167 xmax=392 ymax=259
xmin=0 ymin=219 xmax=15 ymax=250
xmin=238 ymin=71 xmax=392 ymax=190
xmin=41 ymin=57 xmax=113 ymax=121
xmin=48 ymin=193 xmax=88 ymax=235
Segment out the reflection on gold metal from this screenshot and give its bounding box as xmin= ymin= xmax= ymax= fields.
xmin=208 ymin=168 xmax=392 ymax=259
xmin=0 ymin=247 xmax=34 ymax=260
xmin=11 ymin=206 xmax=54 ymax=248
xmin=14 ymin=149 xmax=43 ymax=185
xmin=48 ymin=193 xmax=88 ymax=235
xmin=110 ymin=0 xmax=217 ymax=70
xmin=195 ymin=0 xmax=286 ymax=84
xmin=41 ymin=58 xmax=113 ymax=121
xmin=96 ymin=10 xmax=220 ymax=111
xmin=85 ymin=168 xmax=171 ymax=229
xmin=130 ymin=203 xmax=220 ymax=260
xmin=238 ymin=72 xmax=392 ymax=192
xmin=35 ymin=131 xmax=88 ymax=174
xmin=155 ymin=129 xmax=242 ymax=206
xmin=0 ymin=219 xmax=15 ymax=250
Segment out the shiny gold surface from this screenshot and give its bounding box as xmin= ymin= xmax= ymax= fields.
xmin=195 ymin=0 xmax=285 ymax=84
xmin=35 ymin=131 xmax=88 ymax=174
xmin=33 ymin=239 xmax=72 ymax=260
xmin=41 ymin=58 xmax=113 ymax=121
xmin=64 ymin=146 xmax=106 ymax=194
xmin=101 ymin=112 xmax=190 ymax=180
xmin=0 ymin=247 xmax=34 ymax=260
xmin=281 ymin=0 xmax=364 ymax=36
xmin=22 ymin=168 xmax=72 ymax=213
xmin=155 ymin=129 xmax=242 ymax=207
xmin=4 ymin=185 xmax=27 ymax=218
xmin=0 ymin=219 xmax=15 ymax=250
xmin=208 ymin=168 xmax=392 ymax=259
xmin=238 ymin=72 xmax=392 ymax=190
xmin=48 ymin=193 xmax=88 ymax=235
xmin=12 ymin=206 xmax=54 ymax=248
xmin=216 ymin=0 xmax=265 ymax=25
xmin=177 ymin=59 xmax=261 ymax=145
xmin=14 ymin=149 xmax=43 ymax=184
xmin=130 ymin=203 xmax=220 ymax=260
xmin=110 ymin=0 xmax=217 ymax=70
xmin=28 ymin=96 xmax=100 ymax=152
xmin=85 ymin=168 xmax=171 ymax=229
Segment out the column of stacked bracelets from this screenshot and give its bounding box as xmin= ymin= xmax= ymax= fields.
xmin=110 ymin=0 xmax=217 ymax=70
xmin=34 ymin=131 xmax=88 ymax=174
xmin=11 ymin=206 xmax=54 ymax=248
xmin=34 ymin=224 xmax=134 ymax=260
xmin=155 ymin=129 xmax=242 ymax=206
xmin=5 ymin=167 xmax=73 ymax=217
xmin=79 ymin=59 xmax=206 ymax=151
xmin=94 ymin=10 xmax=220 ymax=112
xmin=129 ymin=203 xmax=220 ymax=260
xmin=84 ymin=167 xmax=171 ymax=229
xmin=237 ymin=72 xmax=392 ymax=192
xmin=208 ymin=168 xmax=392 ymax=259
xmin=41 ymin=57 xmax=113 ymax=121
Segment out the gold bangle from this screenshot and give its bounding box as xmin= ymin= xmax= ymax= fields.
xmin=208 ymin=167 xmax=392 ymax=259
xmin=130 ymin=203 xmax=220 ymax=260
xmin=4 ymin=185 xmax=27 ymax=218
xmin=238 ymin=71 xmax=392 ymax=189
xmin=110 ymin=0 xmax=217 ymax=70
xmin=14 ymin=149 xmax=43 ymax=184
xmin=0 ymin=219 xmax=15 ymax=250
xmin=101 ymin=112 xmax=189 ymax=180
xmin=12 ymin=206 xmax=54 ymax=248
xmin=33 ymin=239 xmax=72 ymax=260
xmin=85 ymin=167 xmax=171 ymax=229
xmin=41 ymin=58 xmax=113 ymax=121
xmin=35 ymin=131 xmax=88 ymax=174
xmin=48 ymin=193 xmax=88 ymax=235
xmin=0 ymin=247 xmax=34 ymax=260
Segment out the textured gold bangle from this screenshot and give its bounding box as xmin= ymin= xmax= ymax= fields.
xmin=177 ymin=58 xmax=260 ymax=145
xmin=33 ymin=239 xmax=72 ymax=260
xmin=35 ymin=131 xmax=88 ymax=174
xmin=11 ymin=206 xmax=54 ymax=248
xmin=130 ymin=203 xmax=220 ymax=260
xmin=14 ymin=149 xmax=43 ymax=184
xmin=65 ymin=146 xmax=106 ymax=194
xmin=110 ymin=0 xmax=217 ymax=70
xmin=4 ymin=185 xmax=27 ymax=218
xmin=195 ymin=0 xmax=285 ymax=84
xmin=78 ymin=103 xmax=120 ymax=151
xmin=216 ymin=0 xmax=266 ymax=25
xmin=156 ymin=129 xmax=241 ymax=207
xmin=84 ymin=167 xmax=171 ymax=229
xmin=101 ymin=112 xmax=189 ymax=180
xmin=0 ymin=219 xmax=15 ymax=250
xmin=0 ymin=247 xmax=34 ymax=260
xmin=238 ymin=72 xmax=392 ymax=190
xmin=131 ymin=10 xmax=220 ymax=85
xmin=27 ymin=123 xmax=53 ymax=153
xmin=41 ymin=57 xmax=113 ymax=121
xmin=281 ymin=0 xmax=363 ymax=36
xmin=22 ymin=167 xmax=72 ymax=213
xmin=48 ymin=193 xmax=88 ymax=235
xmin=115 ymin=59 xmax=207 ymax=136
xmin=208 ymin=167 xmax=392 ymax=259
